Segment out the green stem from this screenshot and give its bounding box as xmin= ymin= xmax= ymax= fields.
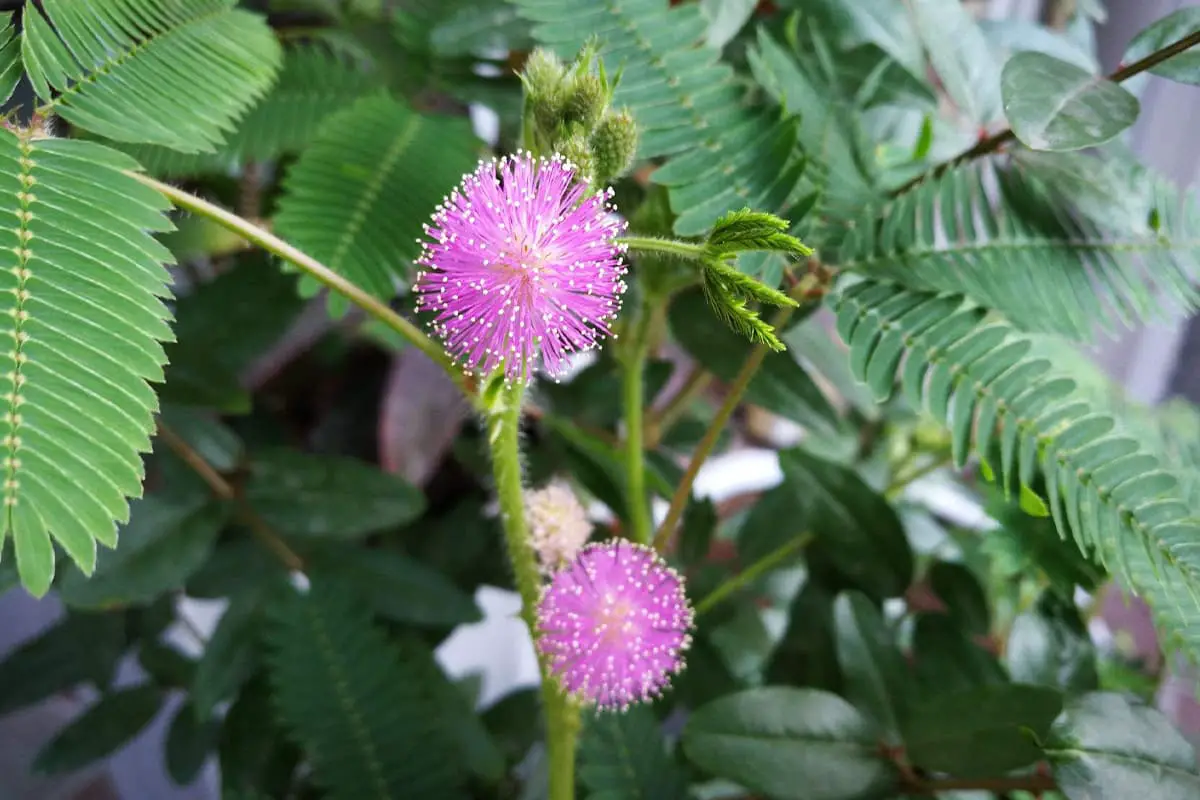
xmin=695 ymin=532 xmax=814 ymax=616
xmin=622 ymin=307 xmax=654 ymax=545
xmin=132 ymin=173 xmax=470 ymax=396
xmin=486 ymin=382 xmax=579 ymax=800
xmin=619 ymin=235 xmax=708 ymax=262
xmin=885 ymin=453 xmax=952 ymax=497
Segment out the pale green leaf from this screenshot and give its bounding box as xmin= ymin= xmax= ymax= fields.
xmin=1123 ymin=9 xmax=1200 ymax=86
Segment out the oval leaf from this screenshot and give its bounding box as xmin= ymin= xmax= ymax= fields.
xmin=682 ymin=687 xmax=900 ymax=800
xmin=1123 ymin=9 xmax=1200 ymax=86
xmin=579 ymin=707 xmax=690 ymax=800
xmin=1002 ymin=51 xmax=1139 ymax=151
xmin=1045 ymin=692 xmax=1200 ymax=800
xmin=903 ymin=684 xmax=1063 ymax=777
xmin=1005 ymin=591 xmax=1098 ymax=693
xmin=833 ymin=592 xmax=914 ymax=744
xmin=33 ymin=685 xmax=164 ymax=774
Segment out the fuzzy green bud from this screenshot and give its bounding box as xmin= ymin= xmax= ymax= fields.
xmin=562 ymin=73 xmax=607 ymax=132
xmin=590 ymin=109 xmax=638 ymax=184
xmin=559 ymin=132 xmax=595 ymax=184
xmin=521 ymin=49 xmax=569 ymax=135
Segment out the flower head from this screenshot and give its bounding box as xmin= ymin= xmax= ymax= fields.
xmin=414 ymin=152 xmax=628 ymax=383
xmin=535 ymin=539 xmax=694 ymax=710
xmin=525 ymin=480 xmax=592 ymax=573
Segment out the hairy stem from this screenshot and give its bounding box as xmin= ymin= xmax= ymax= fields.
xmin=622 ymin=306 xmax=654 ymax=545
xmin=133 ymin=174 xmax=469 ymax=396
xmin=695 ymin=531 xmax=813 ymax=616
xmin=485 ymin=383 xmax=579 ymax=800
xmin=619 ymin=235 xmax=708 ymax=262
xmin=892 ymin=27 xmax=1200 ymax=196
xmin=155 ymin=421 xmax=304 ymax=572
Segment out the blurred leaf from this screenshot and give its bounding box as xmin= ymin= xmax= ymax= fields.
xmin=928 ymin=562 xmax=990 ymax=637
xmin=912 ymin=613 xmax=1006 ymax=698
xmin=308 ymin=544 xmax=481 ymax=627
xmin=481 ymin=688 xmax=541 ymax=766
xmin=159 ymin=343 xmax=252 ymax=413
xmin=186 ymin=540 xmax=281 ymax=599
xmin=765 ymin=575 xmax=842 ymax=693
xmin=1012 ymin=149 xmax=1153 ymax=234
xmin=579 ymin=706 xmax=690 ymax=800
xmin=682 ymin=687 xmax=900 ymax=800
xmin=833 ymin=592 xmax=912 ymax=744
xmin=219 ymin=674 xmax=301 ymax=796
xmin=1123 ymin=9 xmax=1200 ymax=86
xmin=777 ymin=449 xmax=914 ymax=598
xmin=244 ymin=449 xmax=426 ymax=539
xmin=701 ymin=0 xmax=756 ymax=50
xmin=670 ymin=289 xmax=837 ymax=433
xmin=379 ymin=349 xmax=468 ymax=486
xmin=1045 ymin=692 xmax=1200 ymax=799
xmin=1006 ymin=592 xmax=1098 ymax=694
xmin=1002 ymin=52 xmax=1138 ymax=151
xmin=429 ymin=0 xmax=532 ymax=57
xmin=542 ymin=356 xmax=673 ymax=430
xmin=33 ymin=685 xmax=164 ymax=774
xmin=58 ymin=500 xmax=229 ymax=609
xmin=982 ymin=501 xmax=1106 ymax=595
xmin=138 ymin=642 xmax=197 ymax=689
xmin=911 ymin=0 xmax=1002 ymax=124
xmin=166 ymin=701 xmax=220 ymax=785
xmin=0 ymin=611 xmax=126 ymax=716
xmin=981 ymin=18 xmax=1099 ymax=73
xmin=0 ymin=546 xmax=16 ymax=594
xmin=192 ymin=592 xmax=265 ymax=721
xmin=802 ymin=0 xmax=925 ymax=77
xmin=158 ymin=407 xmax=244 ymax=473
xmin=679 ymin=496 xmax=718 ymax=567
xmin=903 ymin=684 xmax=1062 ymax=777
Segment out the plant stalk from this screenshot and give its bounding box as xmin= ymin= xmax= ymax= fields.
xmin=622 ymin=306 xmax=655 ymax=545
xmin=132 ymin=174 xmax=470 ymax=396
xmin=694 ymin=531 xmax=813 ymax=616
xmin=619 ymin=235 xmax=708 ymax=262
xmin=486 ymin=382 xmax=579 ymax=800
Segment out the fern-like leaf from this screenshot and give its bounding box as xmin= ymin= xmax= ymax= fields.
xmin=111 ymin=47 xmax=385 ymax=179
xmin=514 ymin=0 xmax=807 ymax=236
xmin=832 ymin=278 xmax=1200 ymax=658
xmin=836 ymin=159 xmax=1200 ymax=339
xmin=22 ymin=0 xmax=281 ymax=153
xmin=273 ymin=94 xmax=481 ymax=311
xmin=0 ymin=130 xmax=175 ymax=596
xmin=265 ymin=580 xmax=467 ymax=799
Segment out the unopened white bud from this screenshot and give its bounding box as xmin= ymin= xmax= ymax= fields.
xmin=524 ymin=480 xmax=591 ymax=573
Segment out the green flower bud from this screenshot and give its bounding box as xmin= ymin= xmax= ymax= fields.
xmin=520 ymin=49 xmax=568 ymax=135
xmin=562 ymin=73 xmax=607 ymax=132
xmin=590 ymin=109 xmax=638 ymax=184
xmin=559 ymin=132 xmax=595 ymax=184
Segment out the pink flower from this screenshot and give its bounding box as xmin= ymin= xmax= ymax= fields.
xmin=535 ymin=539 xmax=694 ymax=710
xmin=414 ymin=152 xmax=628 ymax=383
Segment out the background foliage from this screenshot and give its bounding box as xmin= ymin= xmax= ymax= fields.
xmin=0 ymin=0 xmax=1199 ymax=799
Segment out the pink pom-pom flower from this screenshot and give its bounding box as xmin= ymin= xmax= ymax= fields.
xmin=413 ymin=151 xmax=628 ymax=384
xmin=535 ymin=539 xmax=694 ymax=710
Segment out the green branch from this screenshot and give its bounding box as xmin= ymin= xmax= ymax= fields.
xmin=132 ymin=173 xmax=469 ymax=396
xmin=619 ymin=235 xmax=708 ymax=262
xmin=622 ymin=305 xmax=655 ymax=545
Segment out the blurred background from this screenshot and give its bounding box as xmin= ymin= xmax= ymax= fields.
xmin=1 ymin=0 xmax=1199 ymax=798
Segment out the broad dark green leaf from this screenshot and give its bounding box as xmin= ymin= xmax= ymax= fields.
xmin=0 ymin=611 xmax=126 ymax=716
xmin=1001 ymin=51 xmax=1138 ymax=151
xmin=928 ymin=562 xmax=990 ymax=637
xmin=159 ymin=342 xmax=251 ymax=413
xmin=138 ymin=642 xmax=197 ymax=690
xmin=192 ymin=593 xmax=265 ymax=721
xmin=166 ymin=701 xmax=220 ymax=785
xmin=244 ymin=449 xmax=426 ymax=538
xmin=481 ymin=687 xmax=540 ymax=766
xmin=833 ymin=592 xmax=912 ymax=744
xmin=308 ymin=545 xmax=481 ymax=627
xmin=912 ymin=613 xmax=1006 ymax=697
xmin=1123 ymin=9 xmax=1200 ymax=86
xmin=33 ymin=685 xmax=164 ymax=774
xmin=158 ymin=407 xmax=244 ymax=473
xmin=58 ymin=499 xmax=229 ymax=608
xmin=669 ymin=290 xmax=838 ymax=433
xmin=1045 ymin=692 xmax=1200 ymax=799
xmin=579 ymin=706 xmax=690 ymax=800
xmin=777 ymin=449 xmax=914 ymax=598
xmin=186 ymin=540 xmax=281 ymax=599
xmin=679 ymin=496 xmax=718 ymax=567
xmin=682 ymin=687 xmax=900 ymax=800
xmin=1005 ymin=592 xmax=1098 ymax=693
xmin=765 ymin=577 xmax=842 ymax=693
xmin=737 ymin=483 xmax=812 ymax=566
xmin=911 ymin=0 xmax=1002 ymax=123
xmin=903 ymin=684 xmax=1062 ymax=777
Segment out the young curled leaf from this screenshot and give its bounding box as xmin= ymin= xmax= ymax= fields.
xmin=706 ymin=208 xmax=814 ymax=260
